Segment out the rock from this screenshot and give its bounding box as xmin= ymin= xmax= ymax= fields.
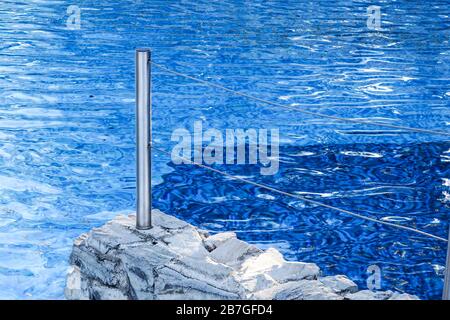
xmin=237 ymin=248 xmax=319 ymax=287
xmin=66 ymin=210 xmax=248 ymax=300
xmin=155 ymin=254 xmax=245 ymax=299
xmin=344 ymin=290 xmax=419 ymax=300
xmin=252 ymin=280 xmax=343 ymax=300
xmin=203 ymin=232 xmax=236 ymax=251
xmin=209 ymin=237 xmax=261 ymax=268
xmin=64 ymin=266 xmax=88 ymax=300
xmin=197 ymin=229 xmax=210 ymax=241
xmin=267 ymin=260 xmax=320 ymax=283
xmin=389 ymin=292 xmax=420 ymax=300
xmin=65 ymin=209 xmax=419 ymax=300
xmin=89 ymin=280 xmax=128 ymax=300
xmin=239 ymin=273 xmax=277 ymax=293
xmin=278 ymin=280 xmax=343 ymax=300
xmin=155 ymin=257 xmax=244 ymax=299
xmin=345 ymin=290 xmax=392 ymax=300
xmin=320 ymin=275 xmax=358 ymax=294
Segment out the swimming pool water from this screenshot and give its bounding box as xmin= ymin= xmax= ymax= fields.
xmin=0 ymin=0 xmax=449 ymax=299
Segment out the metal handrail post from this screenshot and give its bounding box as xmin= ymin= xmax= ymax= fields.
xmin=443 ymin=226 xmax=450 ymax=299
xmin=135 ymin=48 xmax=152 ymax=230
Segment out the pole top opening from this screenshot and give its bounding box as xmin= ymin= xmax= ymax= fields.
xmin=136 ymin=48 xmax=151 ymax=53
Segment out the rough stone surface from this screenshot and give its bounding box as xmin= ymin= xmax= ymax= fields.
xmin=204 ymin=232 xmax=236 ymax=251
xmin=65 ymin=209 xmax=419 ymax=300
xmin=320 ymin=275 xmax=358 ymax=294
xmin=345 ymin=290 xmax=419 ymax=300
xmin=251 ymin=280 xmax=344 ymax=300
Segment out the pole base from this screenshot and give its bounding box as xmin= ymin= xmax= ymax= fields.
xmin=136 ymin=225 xmax=152 ymax=230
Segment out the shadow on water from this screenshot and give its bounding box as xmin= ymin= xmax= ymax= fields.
xmin=153 ymin=141 xmax=450 ymax=299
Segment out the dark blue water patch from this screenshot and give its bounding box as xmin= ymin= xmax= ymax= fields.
xmin=153 ymin=141 xmax=450 ymax=299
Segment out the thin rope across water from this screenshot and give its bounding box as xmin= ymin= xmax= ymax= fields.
xmin=151 ymin=144 xmax=447 ymax=243
xmin=151 ymin=62 xmax=450 ymax=137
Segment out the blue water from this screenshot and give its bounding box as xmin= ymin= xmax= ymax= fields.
xmin=0 ymin=0 xmax=449 ymax=299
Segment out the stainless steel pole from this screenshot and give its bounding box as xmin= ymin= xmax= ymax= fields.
xmin=135 ymin=48 xmax=152 ymax=229
xmin=443 ymin=226 xmax=450 ymax=299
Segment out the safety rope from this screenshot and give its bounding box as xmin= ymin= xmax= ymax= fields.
xmin=151 ymin=144 xmax=448 ymax=243
xmin=151 ymin=62 xmax=450 ymax=137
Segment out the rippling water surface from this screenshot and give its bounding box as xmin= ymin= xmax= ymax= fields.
xmin=0 ymin=0 xmax=449 ymax=299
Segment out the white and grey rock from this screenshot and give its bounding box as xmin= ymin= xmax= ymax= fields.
xmin=65 ymin=209 xmax=419 ymax=300
xmin=251 ymin=280 xmax=344 ymax=300
xmin=204 ymin=232 xmax=236 ymax=252
xmin=320 ymin=275 xmax=358 ymax=294
xmin=345 ymin=290 xmax=419 ymax=300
